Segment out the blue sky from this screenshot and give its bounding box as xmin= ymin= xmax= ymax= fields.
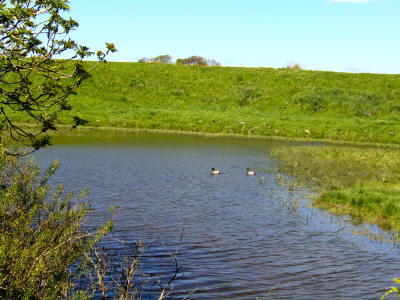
xmin=68 ymin=0 xmax=400 ymax=74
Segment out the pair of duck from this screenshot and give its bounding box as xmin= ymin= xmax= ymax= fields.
xmin=211 ymin=168 xmax=256 ymax=176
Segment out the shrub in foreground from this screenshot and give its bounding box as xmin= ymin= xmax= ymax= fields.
xmin=0 ymin=151 xmax=113 ymax=298
xmin=0 ymin=150 xmax=183 ymax=299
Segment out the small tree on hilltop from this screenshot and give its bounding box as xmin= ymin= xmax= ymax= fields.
xmin=0 ymin=0 xmax=116 ymax=152
xmin=207 ymin=59 xmax=221 ymax=67
xmin=286 ymin=62 xmax=302 ymax=71
xmin=137 ymin=57 xmax=150 ymax=63
xmin=151 ymin=54 xmax=172 ymax=64
xmin=176 ymin=56 xmax=221 ymax=66
xmin=176 ymin=55 xmax=208 ymax=66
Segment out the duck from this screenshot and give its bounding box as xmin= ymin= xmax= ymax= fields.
xmin=211 ymin=168 xmax=221 ymax=175
xmin=246 ymin=168 xmax=256 ymax=176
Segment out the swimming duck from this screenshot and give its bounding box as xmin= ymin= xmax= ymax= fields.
xmin=211 ymin=168 xmax=221 ymax=175
xmin=246 ymin=168 xmax=256 ymax=176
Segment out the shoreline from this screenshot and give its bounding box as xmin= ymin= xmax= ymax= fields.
xmin=18 ymin=122 xmax=400 ymax=149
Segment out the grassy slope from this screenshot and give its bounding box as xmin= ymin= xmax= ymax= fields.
xmin=11 ymin=62 xmax=400 ymax=144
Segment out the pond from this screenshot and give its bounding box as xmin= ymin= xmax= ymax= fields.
xmin=35 ymin=130 xmax=400 ymax=299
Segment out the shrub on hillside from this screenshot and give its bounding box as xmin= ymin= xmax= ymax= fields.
xmin=236 ymin=86 xmax=262 ymax=107
xmin=129 ymin=76 xmax=147 ymax=88
xmin=294 ymin=92 xmax=329 ymax=112
xmin=353 ymin=92 xmax=381 ymax=118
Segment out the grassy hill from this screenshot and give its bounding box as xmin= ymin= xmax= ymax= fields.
xmin=11 ymin=62 xmax=400 ymax=144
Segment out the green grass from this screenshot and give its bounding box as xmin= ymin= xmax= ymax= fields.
xmin=271 ymin=145 xmax=400 ymax=232
xmin=8 ymin=62 xmax=400 ymax=144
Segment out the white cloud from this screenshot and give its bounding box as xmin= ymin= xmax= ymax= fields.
xmin=328 ymin=0 xmax=370 ymax=2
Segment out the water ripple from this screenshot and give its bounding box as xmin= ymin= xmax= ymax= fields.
xmin=35 ymin=132 xmax=400 ymax=299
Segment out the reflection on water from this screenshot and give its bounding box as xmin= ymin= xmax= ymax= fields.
xmin=34 ymin=130 xmax=399 ymax=299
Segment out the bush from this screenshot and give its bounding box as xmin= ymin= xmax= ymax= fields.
xmin=129 ymin=76 xmax=147 ymax=88
xmin=353 ymin=92 xmax=381 ymax=117
xmin=176 ymin=56 xmax=207 ymax=66
xmin=138 ymin=55 xmax=173 ymax=64
xmin=137 ymin=57 xmax=150 ymax=63
xmin=286 ymin=63 xmax=302 ymax=71
xmin=0 ymin=152 xmax=113 ymax=298
xmin=176 ymin=56 xmax=220 ymax=66
xmin=206 ymin=59 xmax=221 ymax=67
xmin=151 ymin=55 xmax=172 ymax=64
xmin=294 ymin=92 xmax=328 ymax=112
xmin=0 ymin=151 xmax=182 ymax=299
xmin=236 ymin=86 xmax=261 ymax=107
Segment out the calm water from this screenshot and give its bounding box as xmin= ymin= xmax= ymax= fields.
xmin=35 ymin=130 xmax=400 ymax=299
